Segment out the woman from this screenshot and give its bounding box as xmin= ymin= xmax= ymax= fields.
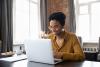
xmin=48 ymin=12 xmax=85 ymax=61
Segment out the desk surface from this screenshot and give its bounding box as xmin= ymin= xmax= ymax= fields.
xmin=0 ymin=60 xmax=100 ymax=67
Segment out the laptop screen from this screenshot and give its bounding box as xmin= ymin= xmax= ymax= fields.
xmin=24 ymin=39 xmax=56 ymax=64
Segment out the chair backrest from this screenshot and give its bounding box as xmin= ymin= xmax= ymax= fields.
xmin=78 ymin=36 xmax=83 ymax=48
xmin=0 ymin=40 xmax=2 ymax=53
xmin=98 ymin=37 xmax=100 ymax=52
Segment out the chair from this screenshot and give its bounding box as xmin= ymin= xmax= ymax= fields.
xmin=0 ymin=40 xmax=1 ymax=57
xmin=78 ymin=36 xmax=83 ymax=48
xmin=97 ymin=37 xmax=100 ymax=61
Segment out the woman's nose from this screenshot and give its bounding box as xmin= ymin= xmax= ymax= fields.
xmin=52 ymin=28 xmax=57 ymax=32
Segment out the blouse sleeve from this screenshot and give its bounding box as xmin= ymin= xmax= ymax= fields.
xmin=62 ymin=35 xmax=85 ymax=61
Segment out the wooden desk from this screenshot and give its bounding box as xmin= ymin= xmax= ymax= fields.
xmin=0 ymin=60 xmax=100 ymax=67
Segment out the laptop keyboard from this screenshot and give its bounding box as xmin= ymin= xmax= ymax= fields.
xmin=54 ymin=58 xmax=62 ymax=62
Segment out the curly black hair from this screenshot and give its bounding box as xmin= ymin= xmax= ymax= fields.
xmin=48 ymin=12 xmax=66 ymax=27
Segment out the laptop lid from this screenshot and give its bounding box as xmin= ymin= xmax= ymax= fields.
xmin=24 ymin=39 xmax=59 ymax=64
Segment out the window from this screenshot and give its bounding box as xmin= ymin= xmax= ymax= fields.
xmin=79 ymin=0 xmax=97 ymax=4
xmin=75 ymin=0 xmax=100 ymax=42
xmin=13 ymin=0 xmax=40 ymax=44
xmin=91 ymin=2 xmax=100 ymax=42
xmin=79 ymin=5 xmax=88 ymax=14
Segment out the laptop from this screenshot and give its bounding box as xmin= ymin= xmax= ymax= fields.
xmin=28 ymin=61 xmax=54 ymax=67
xmin=24 ymin=39 xmax=62 ymax=64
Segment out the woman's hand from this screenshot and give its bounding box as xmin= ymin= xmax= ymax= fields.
xmin=53 ymin=51 xmax=63 ymax=59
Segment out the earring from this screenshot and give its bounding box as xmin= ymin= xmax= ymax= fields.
xmin=62 ymin=28 xmax=64 ymax=31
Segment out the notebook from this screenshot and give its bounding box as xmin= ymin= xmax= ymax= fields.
xmin=24 ymin=39 xmax=62 ymax=64
xmin=0 ymin=54 xmax=27 ymax=62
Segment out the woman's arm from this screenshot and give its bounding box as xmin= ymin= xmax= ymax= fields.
xmin=62 ymin=35 xmax=85 ymax=61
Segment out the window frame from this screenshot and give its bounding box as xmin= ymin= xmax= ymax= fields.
xmin=75 ymin=0 xmax=100 ymax=42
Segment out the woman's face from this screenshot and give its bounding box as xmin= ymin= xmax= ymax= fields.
xmin=49 ymin=20 xmax=63 ymax=35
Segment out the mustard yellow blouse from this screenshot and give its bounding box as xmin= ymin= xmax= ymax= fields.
xmin=48 ymin=31 xmax=85 ymax=61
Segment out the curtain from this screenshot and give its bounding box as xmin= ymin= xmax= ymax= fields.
xmin=40 ymin=0 xmax=48 ymax=33
xmin=0 ymin=0 xmax=13 ymax=53
xmin=69 ymin=0 xmax=76 ymax=33
xmin=40 ymin=0 xmax=76 ymax=33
